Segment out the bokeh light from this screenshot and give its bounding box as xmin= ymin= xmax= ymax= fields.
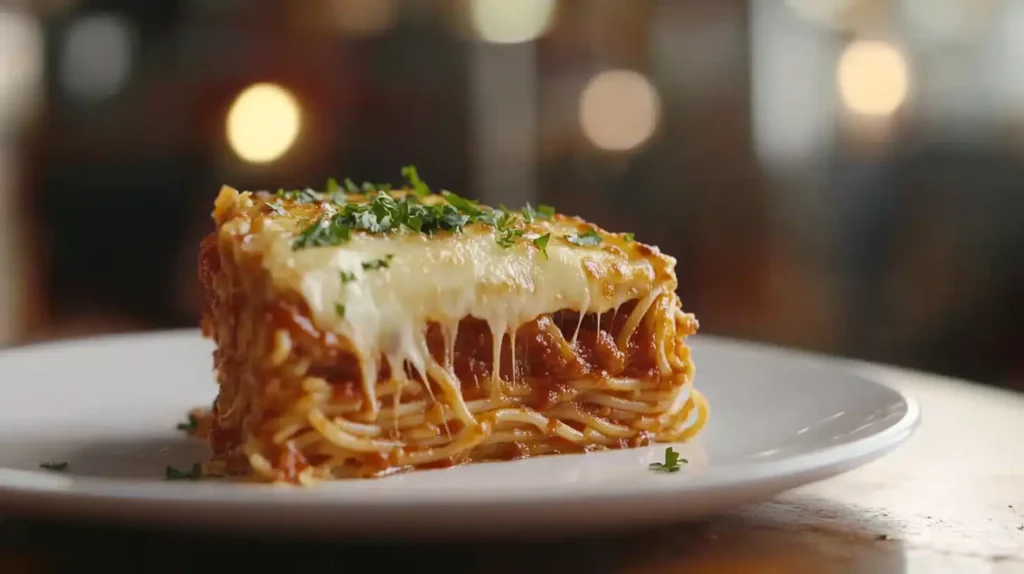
xmin=226 ymin=83 xmax=302 ymax=164
xmin=579 ymin=70 xmax=661 ymax=152
xmin=837 ymin=41 xmax=910 ymax=117
xmin=469 ymin=0 xmax=556 ymax=44
xmin=0 ymin=8 xmax=43 ymax=128
xmin=59 ymin=14 xmax=133 ymax=102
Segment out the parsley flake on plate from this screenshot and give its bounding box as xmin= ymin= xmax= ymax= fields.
xmin=648 ymin=447 xmax=687 ymax=473
xmin=176 ymin=413 xmax=198 ymax=432
xmin=39 ymin=461 xmax=68 ymax=472
xmin=165 ymin=463 xmax=203 ymax=481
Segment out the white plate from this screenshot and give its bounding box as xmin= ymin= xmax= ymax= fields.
xmin=0 ymin=330 xmax=919 ymax=537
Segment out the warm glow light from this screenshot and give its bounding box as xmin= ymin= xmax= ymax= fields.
xmin=226 ymin=83 xmax=301 ymax=164
xmin=0 ymin=8 xmax=43 ymax=128
xmin=470 ymin=0 xmax=556 ymax=44
xmin=837 ymin=41 xmax=909 ymax=117
xmin=579 ymin=70 xmax=661 ymax=152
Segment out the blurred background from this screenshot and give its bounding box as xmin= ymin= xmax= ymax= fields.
xmin=0 ymin=0 xmax=1022 ymax=389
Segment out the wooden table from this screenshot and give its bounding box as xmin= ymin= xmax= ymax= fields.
xmin=0 ymin=364 xmax=1021 ymax=573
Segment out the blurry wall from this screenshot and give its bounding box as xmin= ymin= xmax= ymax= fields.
xmin=0 ymin=7 xmax=42 ymax=345
xmin=0 ymin=0 xmax=1021 ymax=388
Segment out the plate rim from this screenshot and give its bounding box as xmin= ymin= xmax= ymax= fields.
xmin=0 ymin=330 xmax=920 ymax=510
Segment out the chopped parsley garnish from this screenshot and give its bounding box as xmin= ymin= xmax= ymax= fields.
xmin=494 ymin=208 xmax=525 ymax=249
xmin=339 ymin=270 xmax=357 ymax=284
xmin=566 ymin=228 xmax=602 ymax=246
xmin=402 ymin=165 xmax=431 ymax=197
xmin=165 ymin=463 xmax=202 ymax=481
xmin=324 ymin=178 xmax=346 ymax=205
xmin=275 ymin=177 xmax=396 ymax=205
xmin=362 ymin=181 xmax=391 ymax=193
xmin=334 ymin=303 xmax=346 ymax=317
xmin=533 ymin=233 xmax=551 ymax=258
xmin=521 ymin=203 xmax=537 ymax=224
xmin=39 ymin=461 xmax=68 ymax=471
xmin=441 ymin=190 xmax=482 ymax=216
xmin=284 ymin=167 xmax=569 ymax=251
xmin=496 ymin=233 xmax=519 ymax=249
xmin=648 ymin=447 xmax=686 ymax=473
xmin=176 ymin=413 xmax=198 ymax=432
xmin=623 ymin=232 xmax=635 ymax=243
xmin=276 ymin=187 xmax=320 ymax=204
xmin=266 ymin=202 xmax=286 ymax=216
xmin=293 ymin=191 xmax=468 ymax=250
xmin=293 ymin=217 xmax=351 ymax=249
xmin=362 ymin=255 xmax=394 ymax=271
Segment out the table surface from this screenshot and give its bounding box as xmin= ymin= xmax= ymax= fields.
xmin=0 ymin=363 xmax=1021 ymax=573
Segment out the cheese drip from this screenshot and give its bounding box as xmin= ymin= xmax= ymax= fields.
xmin=250 ymin=223 xmax=654 ymax=415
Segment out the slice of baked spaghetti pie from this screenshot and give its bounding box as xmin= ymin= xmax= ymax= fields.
xmin=198 ymin=169 xmax=708 ymax=484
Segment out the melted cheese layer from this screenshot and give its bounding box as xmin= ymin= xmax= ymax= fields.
xmin=274 ymin=222 xmax=656 ymax=346
xmin=214 ymin=186 xmax=679 ymax=416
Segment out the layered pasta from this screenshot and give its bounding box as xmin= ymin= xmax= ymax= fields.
xmin=198 ymin=174 xmax=708 ymax=484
